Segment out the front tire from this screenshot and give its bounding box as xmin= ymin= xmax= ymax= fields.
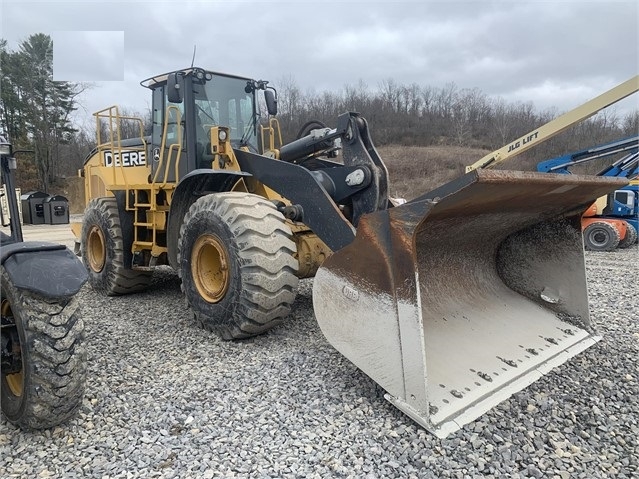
xmin=1 ymin=267 xmax=86 ymax=429
xmin=583 ymin=221 xmax=620 ymax=251
xmin=81 ymin=197 xmax=152 ymax=295
xmin=178 ymin=192 xmax=299 ymax=340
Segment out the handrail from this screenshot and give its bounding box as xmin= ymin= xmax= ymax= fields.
xmin=93 ymin=105 xmax=147 ymax=207
xmin=260 ymin=117 xmax=283 ymax=153
xmin=152 ymin=105 xmax=182 ymax=185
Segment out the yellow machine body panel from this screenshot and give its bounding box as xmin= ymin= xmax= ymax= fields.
xmin=83 ymin=162 xmax=151 ymax=199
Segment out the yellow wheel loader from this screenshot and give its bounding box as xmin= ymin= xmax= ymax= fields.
xmin=75 ymin=68 xmax=636 ymax=437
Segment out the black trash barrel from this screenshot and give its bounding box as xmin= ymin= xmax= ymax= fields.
xmin=44 ymin=195 xmax=70 ymax=224
xmin=20 ymin=191 xmax=49 ymax=225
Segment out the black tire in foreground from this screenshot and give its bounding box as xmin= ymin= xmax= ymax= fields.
xmin=81 ymin=197 xmax=152 ymax=295
xmin=583 ymin=221 xmax=620 ymax=251
xmin=1 ymin=266 xmax=86 ymax=429
xmin=618 ymin=222 xmax=638 ymax=248
xmin=178 ymin=192 xmax=299 ymax=340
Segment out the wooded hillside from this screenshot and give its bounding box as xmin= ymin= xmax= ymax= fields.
xmin=1 ymin=34 xmax=637 ymax=196
xmin=273 ymin=76 xmax=637 ymax=168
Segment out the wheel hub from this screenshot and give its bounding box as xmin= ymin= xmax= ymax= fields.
xmin=192 ymin=234 xmax=230 ymax=303
xmin=87 ymin=225 xmax=106 ymax=272
xmin=590 ymin=230 xmax=607 ymax=246
xmin=1 ymin=299 xmax=23 ymax=397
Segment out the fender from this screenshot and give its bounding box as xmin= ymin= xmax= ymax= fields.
xmin=1 ymin=242 xmax=88 ymax=298
xmin=166 ymin=169 xmax=251 ymax=269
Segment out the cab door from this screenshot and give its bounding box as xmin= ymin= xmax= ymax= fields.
xmin=150 ymin=85 xmax=187 ymax=183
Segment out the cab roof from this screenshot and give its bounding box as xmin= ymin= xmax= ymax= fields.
xmin=140 ymin=67 xmax=255 ymax=89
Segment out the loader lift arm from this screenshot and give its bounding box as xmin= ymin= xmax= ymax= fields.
xmin=466 ymin=75 xmax=639 ymax=172
xmin=234 ymin=112 xmax=390 ymax=251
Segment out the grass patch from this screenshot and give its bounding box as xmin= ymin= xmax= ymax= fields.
xmin=377 ymin=144 xmax=491 ymax=200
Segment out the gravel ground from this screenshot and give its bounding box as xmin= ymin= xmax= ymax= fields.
xmin=1 ymin=247 xmax=637 ymax=478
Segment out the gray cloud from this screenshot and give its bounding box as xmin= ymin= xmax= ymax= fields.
xmin=53 ymin=31 xmax=124 ymax=81
xmin=2 ymin=0 xmax=637 ymax=123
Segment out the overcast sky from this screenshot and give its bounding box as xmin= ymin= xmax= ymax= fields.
xmin=1 ymin=0 xmax=638 ymax=130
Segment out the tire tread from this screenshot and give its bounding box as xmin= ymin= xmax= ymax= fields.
xmin=81 ymin=197 xmax=152 ymax=295
xmin=583 ymin=221 xmax=620 ymax=251
xmin=178 ymin=192 xmax=299 ymax=340
xmin=1 ymin=267 xmax=86 ymax=429
xmin=618 ymin=222 xmax=638 ymax=248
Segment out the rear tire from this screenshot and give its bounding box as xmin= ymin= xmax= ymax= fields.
xmin=583 ymin=221 xmax=620 ymax=251
xmin=618 ymin=222 xmax=638 ymax=248
xmin=178 ymin=192 xmax=298 ymax=340
xmin=1 ymin=267 xmax=86 ymax=429
xmin=81 ymin=197 xmax=152 ymax=295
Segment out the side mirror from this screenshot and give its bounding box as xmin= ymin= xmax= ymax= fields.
xmin=167 ymin=72 xmax=183 ymax=104
xmin=264 ymin=89 xmax=277 ymax=116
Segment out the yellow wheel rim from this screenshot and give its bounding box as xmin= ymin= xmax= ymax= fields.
xmin=1 ymin=299 xmax=23 ymax=397
xmin=191 ymin=234 xmax=230 ymax=303
xmin=87 ymin=225 xmax=106 ymax=272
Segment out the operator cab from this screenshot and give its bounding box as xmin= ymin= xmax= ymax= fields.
xmin=605 ymin=188 xmax=636 ymax=215
xmin=140 ymin=67 xmax=270 ymax=182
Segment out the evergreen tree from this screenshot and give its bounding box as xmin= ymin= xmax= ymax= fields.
xmin=0 ymin=33 xmax=80 ymax=191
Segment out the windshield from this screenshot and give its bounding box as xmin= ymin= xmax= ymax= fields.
xmin=192 ymin=74 xmax=257 ymax=150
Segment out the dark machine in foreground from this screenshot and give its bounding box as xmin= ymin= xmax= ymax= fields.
xmin=1 ymin=137 xmax=87 ymax=429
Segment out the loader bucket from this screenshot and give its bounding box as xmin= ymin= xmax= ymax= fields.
xmin=313 ymin=170 xmax=627 ymax=438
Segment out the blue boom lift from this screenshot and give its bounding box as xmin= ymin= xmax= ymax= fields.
xmin=537 ymin=135 xmax=639 ymax=250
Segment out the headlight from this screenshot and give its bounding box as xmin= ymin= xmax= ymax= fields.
xmin=218 ymin=130 xmax=228 ymax=142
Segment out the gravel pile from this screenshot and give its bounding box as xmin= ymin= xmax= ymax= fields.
xmin=1 ymin=248 xmax=637 ymax=478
